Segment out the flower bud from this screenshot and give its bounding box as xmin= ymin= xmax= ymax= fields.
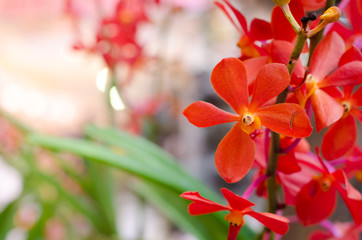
xmin=320 ymin=6 xmax=341 ymax=23
xmin=272 ymin=0 xmax=290 ymax=6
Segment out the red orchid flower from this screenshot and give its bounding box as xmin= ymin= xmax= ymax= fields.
xmin=72 ymin=0 xmax=148 ymax=70
xmin=180 ymin=188 xmax=289 ymax=240
xmin=215 ymin=0 xmax=272 ymax=59
xmin=295 ymin=149 xmax=362 ymax=226
xmin=321 ymin=86 xmax=362 ymax=160
xmin=183 ymin=57 xmax=312 ymax=183
xmin=95 ymin=0 xmax=147 ymax=69
xmin=298 ymin=32 xmax=362 ymax=132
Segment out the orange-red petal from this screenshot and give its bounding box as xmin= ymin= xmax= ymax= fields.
xmin=249 ymin=18 xmax=272 ymax=41
xmin=221 ymin=188 xmax=255 ymax=211
xmin=255 ymin=103 xmax=312 ymax=138
xmin=221 ymin=0 xmax=248 ymax=33
xmin=338 ymin=46 xmax=362 ymax=66
xmin=301 ymin=0 xmax=326 ymax=11
xmin=318 ymin=61 xmax=362 ymax=88
xmin=244 ymin=211 xmax=289 ymax=235
xmin=249 ymin=63 xmax=290 ymax=111
xmin=333 ymin=175 xmax=362 ymax=225
xmin=215 ymin=122 xmax=255 ymax=183
xmin=278 ymin=152 xmax=301 ymax=174
xmin=311 ymin=89 xmax=344 ymax=132
xmin=244 ymin=56 xmax=269 ymax=90
xmin=180 ymin=191 xmax=230 ymax=215
xmin=215 ymin=2 xmax=242 ymax=34
xmin=183 ymin=101 xmax=240 ymax=127
xmin=321 ymin=114 xmax=357 ymax=160
xmin=270 ymin=40 xmax=305 ymax=84
xmin=309 ymin=32 xmax=345 ymax=81
xmin=211 ymin=58 xmax=249 ymax=115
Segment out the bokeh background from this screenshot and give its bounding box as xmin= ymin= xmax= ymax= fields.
xmin=0 ymin=0 xmax=360 ymax=239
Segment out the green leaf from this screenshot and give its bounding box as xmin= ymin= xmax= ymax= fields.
xmin=27 ymin=133 xmax=206 ymax=196
xmin=27 ymin=128 xmax=256 ymax=239
xmin=0 ymin=199 xmax=20 ymax=239
xmin=86 ymin=162 xmax=118 ymax=235
xmin=27 ymin=203 xmax=53 ymax=240
xmin=84 ymin=125 xmax=220 ymax=201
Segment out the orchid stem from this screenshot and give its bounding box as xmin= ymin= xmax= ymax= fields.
xmin=264 ymin=29 xmax=307 ymax=239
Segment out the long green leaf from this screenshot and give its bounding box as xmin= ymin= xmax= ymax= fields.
xmin=84 ymin=125 xmax=220 ymax=201
xmin=28 ymin=134 xmax=201 ymax=195
xmin=86 ymin=161 xmax=118 ymax=235
xmin=0 ymin=199 xmax=20 ymax=239
xmin=28 ymin=130 xmax=256 ymax=239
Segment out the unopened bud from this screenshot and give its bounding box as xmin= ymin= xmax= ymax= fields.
xmin=320 ymin=6 xmax=341 ymax=23
xmin=272 ymin=0 xmax=290 ymax=6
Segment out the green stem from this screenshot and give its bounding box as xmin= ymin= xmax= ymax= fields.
xmin=264 ymin=31 xmax=307 ymax=240
xmin=307 ymin=0 xmax=336 ymax=66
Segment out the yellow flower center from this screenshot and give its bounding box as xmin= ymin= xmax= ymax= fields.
xmin=314 ymin=174 xmax=334 ymax=192
xmin=225 ymin=211 xmax=245 ymax=227
xmin=240 ymin=113 xmax=261 ymax=134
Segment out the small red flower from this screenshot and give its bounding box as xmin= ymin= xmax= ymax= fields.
xmin=321 ymin=86 xmax=362 ymax=160
xmin=299 ymin=32 xmax=362 ymax=131
xmin=295 ymin=150 xmax=362 ymax=226
xmin=183 ymin=57 xmax=312 ymax=183
xmin=180 ymin=188 xmax=289 ymax=240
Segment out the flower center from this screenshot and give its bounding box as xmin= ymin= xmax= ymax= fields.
xmin=314 ymin=174 xmax=334 ymax=192
xmin=242 ymin=114 xmax=254 ymax=125
xmin=301 ymin=74 xmax=318 ymax=108
xmin=240 ymin=113 xmax=262 ymax=136
xmin=341 ymin=101 xmax=351 ymax=113
xmin=305 ymin=74 xmax=317 ymax=94
xmin=225 ymin=211 xmax=245 ymax=227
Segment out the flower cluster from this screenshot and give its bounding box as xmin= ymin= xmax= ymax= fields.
xmin=181 ymin=0 xmax=362 ymax=239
